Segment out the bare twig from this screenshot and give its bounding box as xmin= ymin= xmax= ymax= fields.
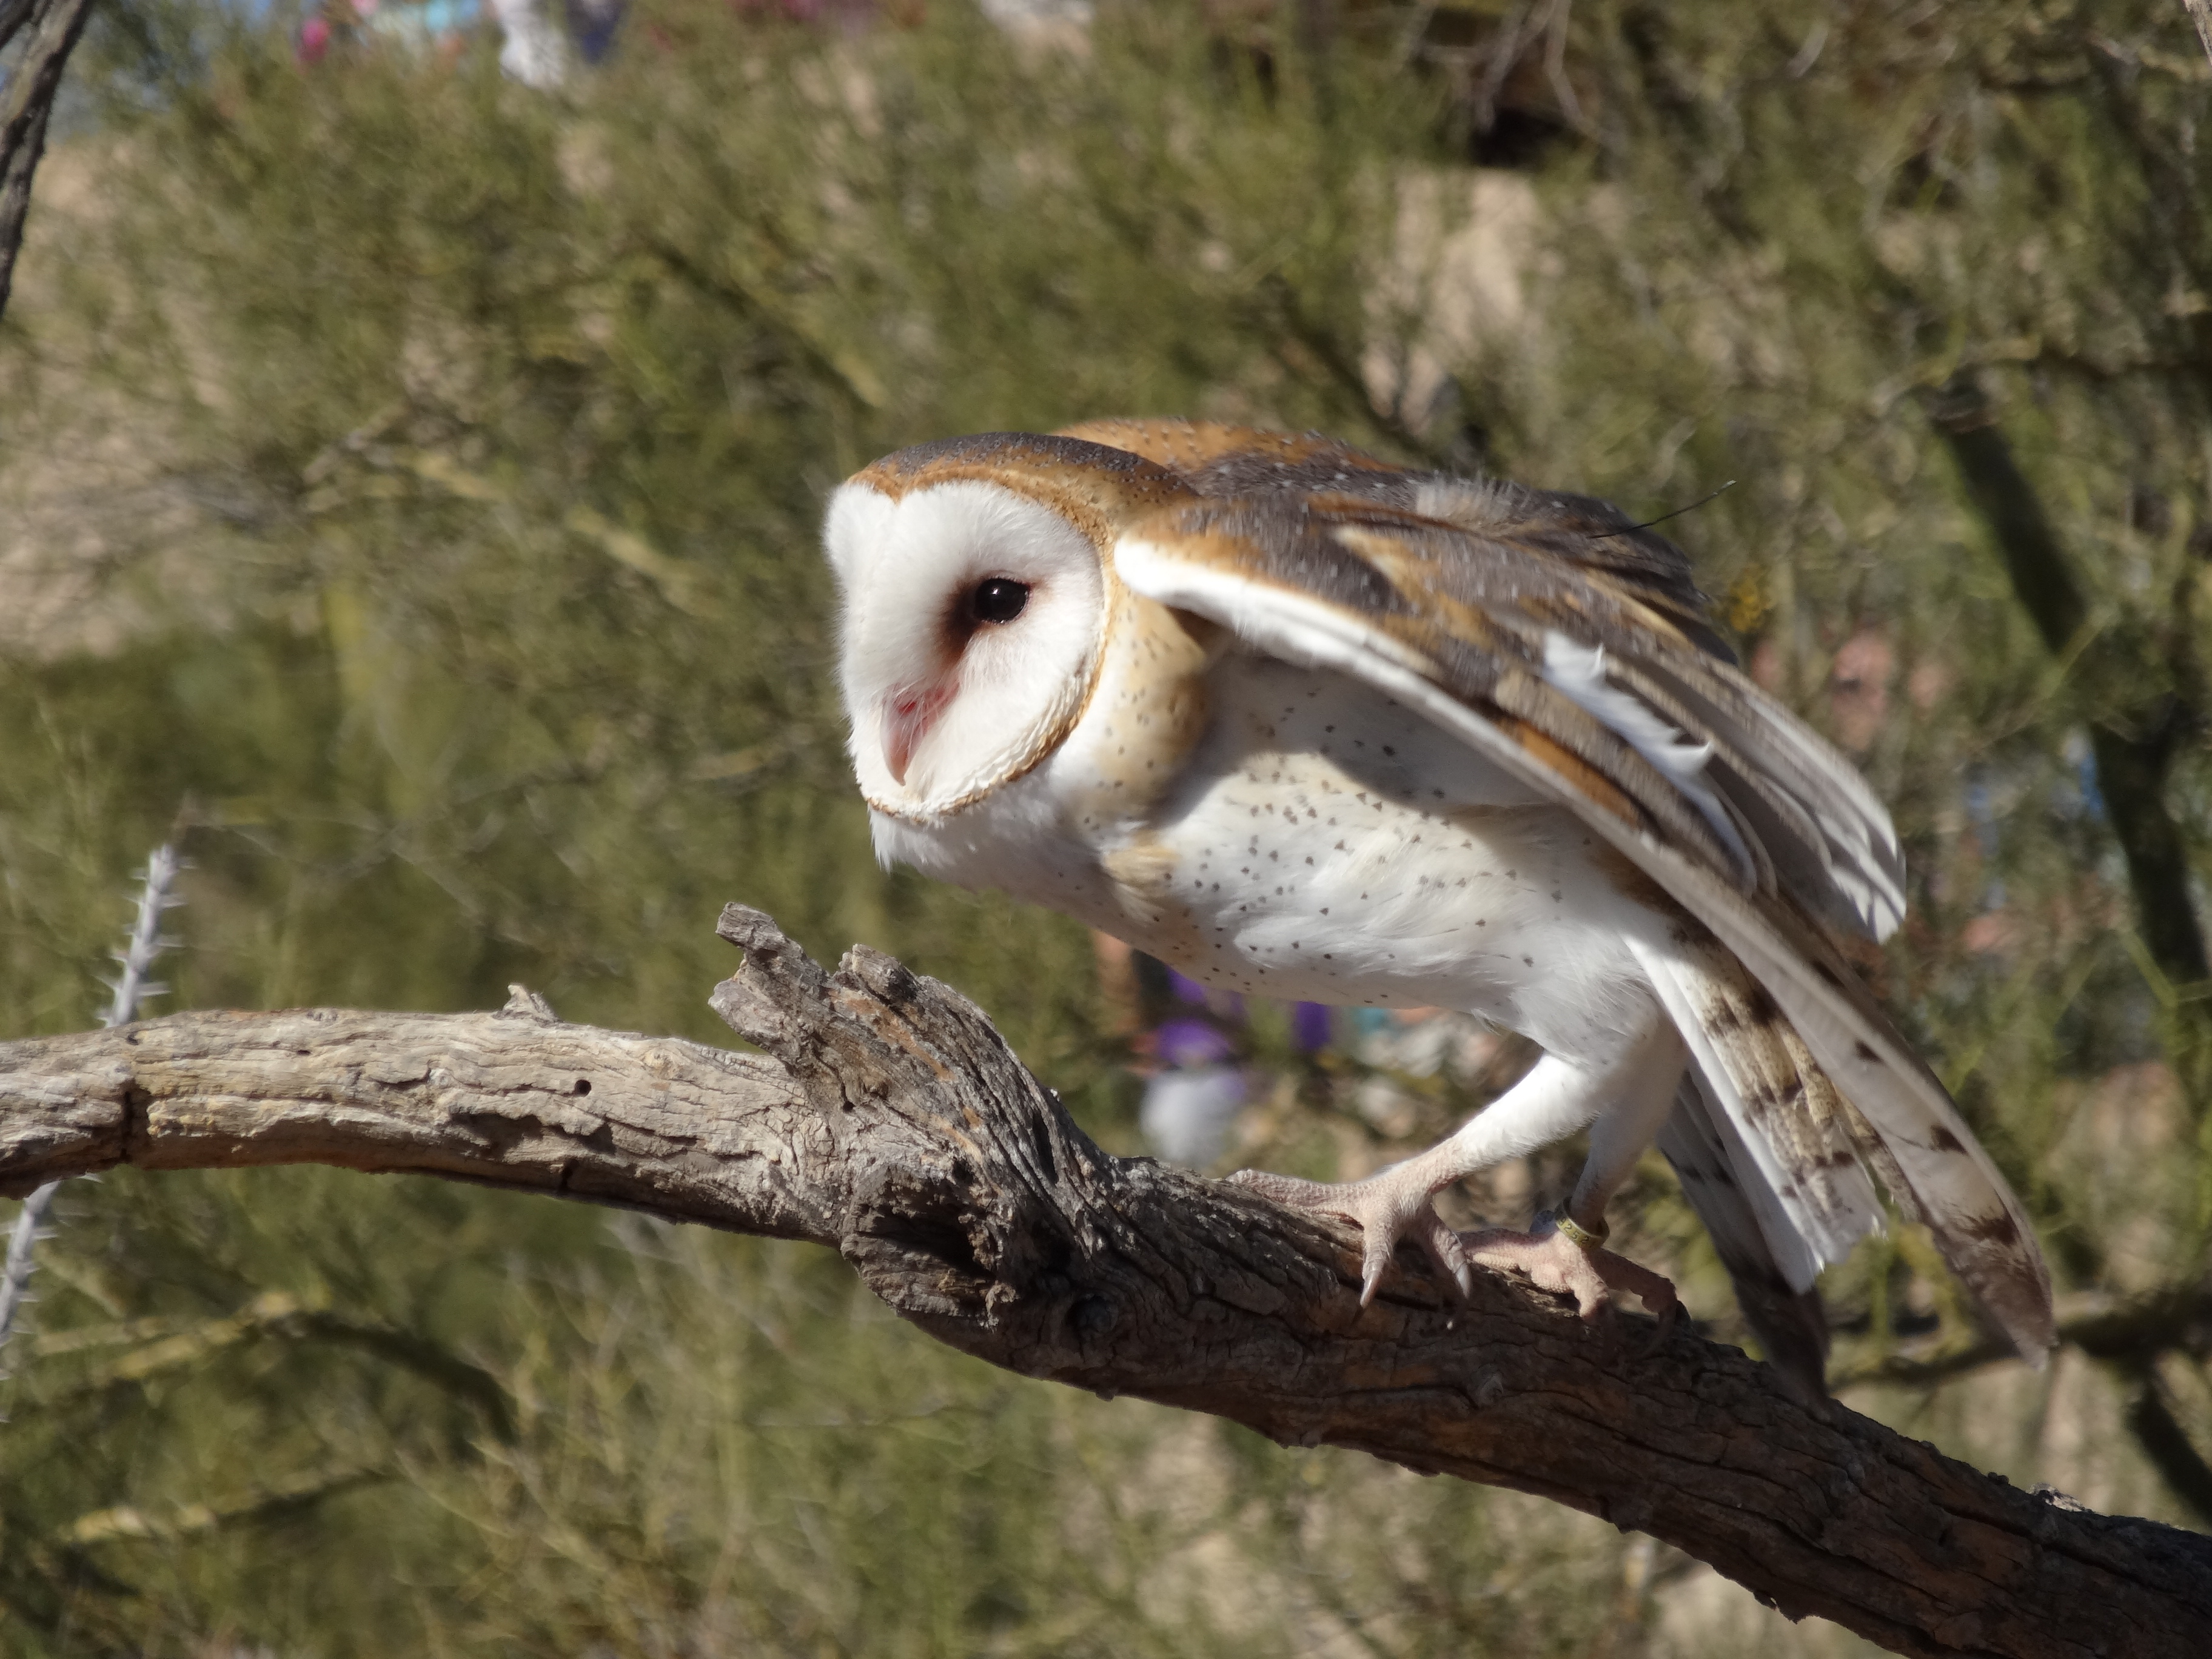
xmin=0 ymin=845 xmax=181 ymax=1362
xmin=0 ymin=904 xmax=2207 ymax=1659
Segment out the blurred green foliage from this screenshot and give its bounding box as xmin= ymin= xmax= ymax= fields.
xmin=1 ymin=0 xmax=2208 ymax=1652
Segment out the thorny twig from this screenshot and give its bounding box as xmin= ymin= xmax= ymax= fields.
xmin=0 ymin=844 xmax=184 ymax=1367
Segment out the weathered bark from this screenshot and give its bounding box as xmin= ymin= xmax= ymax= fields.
xmin=1 ymin=903 xmax=2207 ymax=1659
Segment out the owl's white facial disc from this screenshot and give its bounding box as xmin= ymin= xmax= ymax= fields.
xmin=825 ymin=478 xmax=1106 ymax=819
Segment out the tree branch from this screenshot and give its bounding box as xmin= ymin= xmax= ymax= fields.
xmin=0 ymin=0 xmax=98 ymax=322
xmin=1834 ymin=1282 xmax=2212 ymax=1392
xmin=1927 ymin=375 xmax=2212 ymax=1031
xmin=1831 ymin=1282 xmax=2212 ymax=1531
xmin=1923 ymin=363 xmax=2212 ymax=1532
xmin=2 ymin=904 xmax=2207 ymax=1659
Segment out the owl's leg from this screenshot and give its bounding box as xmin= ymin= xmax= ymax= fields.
xmin=1458 ymin=1028 xmax=1686 ymax=1320
xmin=1232 ymin=1021 xmax=1684 ymax=1307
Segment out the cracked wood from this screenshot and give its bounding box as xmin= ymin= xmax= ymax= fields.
xmin=1 ymin=903 xmax=2207 ymax=1659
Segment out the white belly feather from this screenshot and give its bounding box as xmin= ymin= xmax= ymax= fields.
xmin=876 ymin=654 xmax=1672 ymax=1067
xmin=1119 ymin=659 xmax=1666 ymax=1061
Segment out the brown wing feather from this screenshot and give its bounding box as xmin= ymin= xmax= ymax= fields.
xmin=1132 ymin=494 xmax=1761 ymax=889
xmin=1125 ymin=488 xmax=1905 ymax=940
xmin=1057 ymin=420 xmax=1728 ymax=656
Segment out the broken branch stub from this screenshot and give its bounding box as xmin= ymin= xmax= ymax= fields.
xmin=711 ymin=902 xmax=1318 ymax=1358
xmin=0 ymin=903 xmax=2205 ymax=1659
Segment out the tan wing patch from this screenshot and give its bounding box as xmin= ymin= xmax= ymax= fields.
xmin=1484 ymin=716 xmax=1643 ymax=830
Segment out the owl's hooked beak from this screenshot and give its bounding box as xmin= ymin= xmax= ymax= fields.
xmin=882 ymin=682 xmax=955 ymax=785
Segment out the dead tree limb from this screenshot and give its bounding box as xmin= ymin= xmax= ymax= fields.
xmin=0 ymin=0 xmax=98 ymax=320
xmin=1 ymin=903 xmax=2207 ymax=1659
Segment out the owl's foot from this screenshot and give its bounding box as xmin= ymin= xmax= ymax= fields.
xmin=1458 ymin=1215 xmax=1678 ymax=1325
xmin=1228 ymin=1167 xmax=1473 ymax=1306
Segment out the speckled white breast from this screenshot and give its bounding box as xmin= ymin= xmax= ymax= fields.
xmin=878 ymin=651 xmax=1675 ymax=1067
xmin=1104 ymin=656 xmax=1671 ymax=1060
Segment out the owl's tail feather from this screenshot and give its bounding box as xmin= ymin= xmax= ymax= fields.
xmin=1632 ymin=931 xmax=1886 ymax=1270
xmin=1634 ymin=925 xmax=2056 ymax=1366
xmin=1657 ymin=1077 xmax=1831 ymax=1399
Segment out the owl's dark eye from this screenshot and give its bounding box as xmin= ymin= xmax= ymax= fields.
xmin=968 ymin=578 xmax=1030 ymax=625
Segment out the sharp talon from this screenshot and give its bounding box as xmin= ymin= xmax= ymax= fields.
xmin=1231 ymin=1161 xmax=1457 ymax=1307
xmin=1410 ymin=1212 xmax=1470 ymax=1304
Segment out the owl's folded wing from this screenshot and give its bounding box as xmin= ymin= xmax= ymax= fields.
xmin=1057 ymin=417 xmax=1734 ymax=658
xmin=1113 ymin=491 xmax=2054 ymax=1359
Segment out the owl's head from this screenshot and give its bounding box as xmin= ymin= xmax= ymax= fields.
xmin=823 ymin=433 xmax=1191 ymax=820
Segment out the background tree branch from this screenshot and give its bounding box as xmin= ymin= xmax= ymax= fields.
xmin=1926 ymin=375 xmax=2212 ymax=1000
xmin=1 ymin=903 xmax=2206 ymax=1659
xmin=0 ymin=0 xmax=96 ymax=320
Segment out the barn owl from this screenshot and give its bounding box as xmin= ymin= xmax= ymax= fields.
xmin=822 ymin=420 xmax=2054 ymax=1391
